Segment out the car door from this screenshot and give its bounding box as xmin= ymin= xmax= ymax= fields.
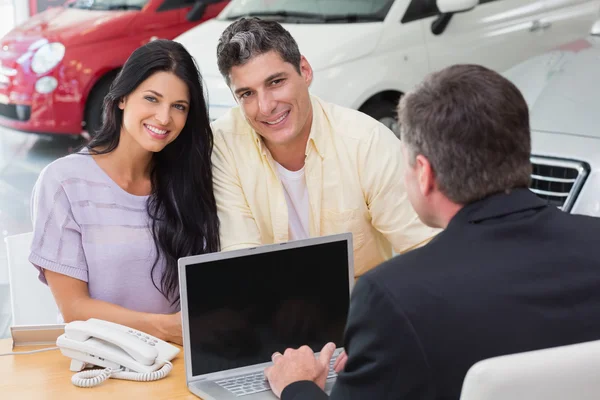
xmin=536 ymin=0 xmax=600 ymax=51
xmin=407 ymin=0 xmax=548 ymax=73
xmin=126 ymin=0 xmax=186 ymax=42
xmin=130 ymin=0 xmax=217 ymax=42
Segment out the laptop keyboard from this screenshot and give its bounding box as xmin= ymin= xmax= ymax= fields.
xmin=215 ymin=353 xmax=339 ymax=397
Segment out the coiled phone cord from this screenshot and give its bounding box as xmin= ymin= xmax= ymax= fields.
xmin=71 ymin=360 xmax=173 ymax=388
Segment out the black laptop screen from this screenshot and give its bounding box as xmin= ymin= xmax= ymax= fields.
xmin=185 ymin=240 xmax=351 ymax=376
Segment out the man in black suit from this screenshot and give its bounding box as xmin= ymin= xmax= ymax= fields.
xmin=263 ymin=64 xmax=600 ymax=399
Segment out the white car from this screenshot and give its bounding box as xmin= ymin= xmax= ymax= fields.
xmin=176 ymin=0 xmax=599 ymax=136
xmin=504 ymin=30 xmax=600 ymax=218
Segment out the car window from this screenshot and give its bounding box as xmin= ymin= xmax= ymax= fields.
xmin=158 ymin=0 xmax=197 ymax=11
xmin=68 ymin=0 xmax=149 ymax=10
xmin=220 ymin=0 xmax=395 ymax=23
xmin=401 ymin=0 xmax=437 ymax=23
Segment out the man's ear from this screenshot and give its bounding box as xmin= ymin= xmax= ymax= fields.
xmin=415 ymin=154 xmax=435 ymax=197
xmin=299 ymin=55 xmax=313 ymax=86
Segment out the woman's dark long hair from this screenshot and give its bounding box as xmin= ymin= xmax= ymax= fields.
xmin=86 ymin=39 xmax=220 ymax=306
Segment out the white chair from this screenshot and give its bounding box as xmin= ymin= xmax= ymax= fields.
xmin=460 ymin=340 xmax=600 ymax=400
xmin=5 ymin=232 xmax=60 ymax=325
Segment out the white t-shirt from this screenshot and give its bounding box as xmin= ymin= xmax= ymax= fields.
xmin=274 ymin=161 xmax=310 ymax=241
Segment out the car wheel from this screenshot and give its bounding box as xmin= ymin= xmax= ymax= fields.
xmin=360 ymin=100 xmax=401 ymax=139
xmin=84 ymin=75 xmax=116 ymax=138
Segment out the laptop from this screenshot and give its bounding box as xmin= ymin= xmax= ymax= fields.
xmin=178 ymin=233 xmax=354 ymax=400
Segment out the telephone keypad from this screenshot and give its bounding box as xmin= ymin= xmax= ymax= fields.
xmin=126 ymin=329 xmax=157 ymax=347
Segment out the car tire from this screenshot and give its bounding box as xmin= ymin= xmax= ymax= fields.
xmin=360 ymin=100 xmax=401 ymax=139
xmin=84 ymin=74 xmax=116 ymax=138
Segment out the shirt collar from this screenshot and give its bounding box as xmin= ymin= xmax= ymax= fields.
xmin=449 ymin=188 xmax=547 ymax=227
xmin=251 ymin=95 xmax=327 ymax=159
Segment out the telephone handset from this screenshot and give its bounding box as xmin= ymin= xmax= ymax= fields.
xmin=56 ymin=318 xmax=180 ymax=387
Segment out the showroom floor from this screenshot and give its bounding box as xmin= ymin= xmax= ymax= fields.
xmin=0 ymin=127 xmax=80 ymax=339
xmin=0 ymin=2 xmax=87 ymax=339
xmin=0 ymin=0 xmax=16 ymax=340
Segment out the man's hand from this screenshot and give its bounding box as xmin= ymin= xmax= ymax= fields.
xmin=264 ymin=342 xmax=336 ymax=398
xmin=333 ymin=350 xmax=347 ymax=373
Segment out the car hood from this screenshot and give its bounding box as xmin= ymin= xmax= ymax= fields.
xmin=532 ymin=130 xmax=600 ymax=166
xmin=177 ymin=19 xmax=382 ymax=77
xmin=177 ymin=19 xmax=383 ymax=117
xmin=1 ymin=7 xmax=135 ymax=53
xmin=504 ymin=37 xmax=600 ymax=140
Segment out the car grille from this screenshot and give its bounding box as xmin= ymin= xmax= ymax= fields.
xmin=530 ymin=156 xmax=589 ymax=212
xmin=0 ymin=103 xmax=31 ymax=121
xmin=0 ymin=65 xmax=17 ymax=78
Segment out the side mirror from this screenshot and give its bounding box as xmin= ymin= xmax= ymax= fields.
xmin=432 ymin=0 xmax=478 ymax=35
xmin=436 ymin=0 xmax=478 ymax=14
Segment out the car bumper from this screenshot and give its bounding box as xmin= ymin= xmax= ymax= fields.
xmin=0 ymin=60 xmax=84 ymax=135
xmin=0 ymin=90 xmax=84 ymax=135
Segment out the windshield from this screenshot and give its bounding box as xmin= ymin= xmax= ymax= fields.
xmin=219 ymin=0 xmax=395 ymax=23
xmin=67 ymin=0 xmax=149 ymax=10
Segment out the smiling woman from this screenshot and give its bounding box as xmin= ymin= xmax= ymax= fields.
xmin=118 ymin=72 xmax=191 ymax=153
xmin=27 ymin=39 xmax=220 ymax=345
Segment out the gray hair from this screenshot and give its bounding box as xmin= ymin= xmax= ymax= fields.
xmin=398 ymin=64 xmax=532 ymax=204
xmin=217 ymin=18 xmax=301 ymax=84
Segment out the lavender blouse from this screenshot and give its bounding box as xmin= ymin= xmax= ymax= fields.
xmin=29 ymin=153 xmax=179 ymax=315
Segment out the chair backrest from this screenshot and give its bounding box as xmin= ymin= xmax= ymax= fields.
xmin=460 ymin=340 xmax=600 ymax=400
xmin=5 ymin=232 xmax=60 ymax=325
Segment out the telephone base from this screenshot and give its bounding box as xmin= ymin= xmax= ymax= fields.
xmin=70 ymin=359 xmax=87 ymax=372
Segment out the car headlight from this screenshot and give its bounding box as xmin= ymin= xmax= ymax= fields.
xmin=31 ymin=42 xmax=65 ymax=74
xmin=35 ymin=76 xmax=58 ymax=94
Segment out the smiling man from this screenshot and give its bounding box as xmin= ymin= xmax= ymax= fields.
xmin=211 ymin=18 xmax=437 ymax=277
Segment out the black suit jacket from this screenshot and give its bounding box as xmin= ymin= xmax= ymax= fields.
xmin=282 ymin=189 xmax=600 ymax=400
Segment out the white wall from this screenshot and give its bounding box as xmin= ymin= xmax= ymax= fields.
xmin=13 ymin=0 xmax=30 ymax=27
xmin=0 ymin=0 xmax=16 ymax=38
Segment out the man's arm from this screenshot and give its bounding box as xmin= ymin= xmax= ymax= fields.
xmin=282 ymin=381 xmax=329 ymax=400
xmin=211 ymin=131 xmax=262 ymax=251
xmin=281 ymin=274 xmax=433 ymax=400
xmin=358 ymin=125 xmax=439 ymax=253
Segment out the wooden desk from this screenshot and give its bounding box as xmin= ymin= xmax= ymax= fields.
xmin=0 ymin=338 xmax=200 ymax=399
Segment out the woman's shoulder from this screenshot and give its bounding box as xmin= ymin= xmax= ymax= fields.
xmin=32 ymin=152 xmax=105 ymax=214
xmin=37 ymin=152 xmax=97 ymax=187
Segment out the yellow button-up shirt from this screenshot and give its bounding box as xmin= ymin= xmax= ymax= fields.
xmin=211 ymin=96 xmax=438 ymax=277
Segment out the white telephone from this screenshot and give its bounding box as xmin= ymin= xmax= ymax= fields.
xmin=56 ymin=318 xmax=180 ymax=388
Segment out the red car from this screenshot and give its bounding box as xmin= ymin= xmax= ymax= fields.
xmin=0 ymin=0 xmax=228 ymax=137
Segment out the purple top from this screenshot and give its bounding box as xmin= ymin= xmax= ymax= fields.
xmin=29 ymin=152 xmax=179 ymax=315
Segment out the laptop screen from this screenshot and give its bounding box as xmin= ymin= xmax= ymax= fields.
xmin=184 ymin=239 xmax=351 ymax=377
